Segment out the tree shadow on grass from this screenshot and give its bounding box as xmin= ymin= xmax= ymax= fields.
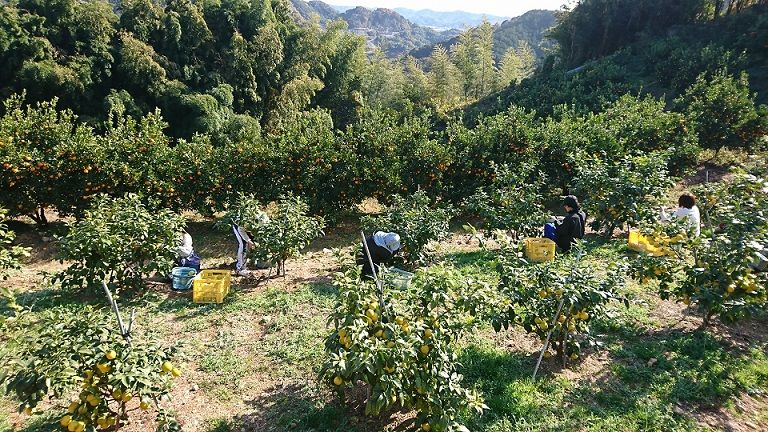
xmin=457 ymin=322 xmax=768 ymax=431
xmin=209 ymin=384 xmax=360 ymax=432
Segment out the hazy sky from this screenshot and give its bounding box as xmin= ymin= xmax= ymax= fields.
xmin=323 ymin=0 xmax=570 ymax=18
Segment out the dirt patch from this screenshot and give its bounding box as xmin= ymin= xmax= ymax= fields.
xmin=688 ymin=394 xmax=768 ymax=432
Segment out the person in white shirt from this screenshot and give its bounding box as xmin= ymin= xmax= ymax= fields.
xmin=176 ymin=228 xmax=201 ymax=271
xmin=660 ymin=192 xmax=701 ymax=237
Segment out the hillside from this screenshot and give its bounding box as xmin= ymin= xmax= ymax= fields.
xmin=465 ymin=4 xmax=768 ymax=122
xmin=289 ymin=0 xmax=339 ymax=24
xmin=393 ymin=7 xmax=509 ymax=30
xmin=411 ymin=10 xmax=557 ymax=60
xmin=342 ymin=7 xmax=460 ymax=56
xmin=289 ymin=0 xmax=460 ymax=56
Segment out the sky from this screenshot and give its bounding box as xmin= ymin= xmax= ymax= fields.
xmin=322 ymin=0 xmax=570 ymax=18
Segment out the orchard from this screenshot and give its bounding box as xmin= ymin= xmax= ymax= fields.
xmin=1 ymin=0 xmax=768 ymax=430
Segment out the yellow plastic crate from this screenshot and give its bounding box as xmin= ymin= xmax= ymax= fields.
xmin=525 ymin=238 xmax=556 ymax=263
xmin=198 ymin=269 xmax=231 ymax=295
xmin=193 ymin=278 xmax=227 ymax=304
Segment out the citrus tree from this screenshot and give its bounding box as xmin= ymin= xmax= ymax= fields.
xmin=463 ymin=162 xmax=547 ymax=238
xmin=362 ymin=191 xmax=453 ymax=265
xmin=0 ymin=207 xmax=30 ymax=280
xmin=56 ymin=194 xmax=185 ymax=294
xmin=223 ymin=194 xmax=325 ymax=276
xmin=0 ymin=304 xmax=180 ymax=430
xmin=493 ymin=246 xmax=628 ymax=362
xmin=0 ymin=95 xmax=103 ymax=223
xmin=575 ymin=152 xmax=673 ymax=236
xmin=632 ymin=172 xmax=768 ymax=324
xmin=321 ymin=263 xmax=492 ymax=432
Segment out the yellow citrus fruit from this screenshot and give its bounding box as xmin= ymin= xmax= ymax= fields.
xmin=162 ymin=361 xmax=173 ymax=373
xmin=338 ymin=329 xmax=347 ymax=339
xmin=333 ymin=376 xmax=343 ymax=386
xmin=24 ymin=407 xmax=32 ymax=415
xmin=683 ymin=297 xmax=691 ymax=305
xmin=96 ymin=363 xmax=111 ymax=374
xmin=401 ymin=324 xmax=411 ymax=335
xmin=112 ymin=389 xmax=122 ymax=400
xmin=422 ymin=423 xmax=431 ymax=431
xmin=375 ymin=329 xmax=384 ymax=338
xmin=386 ymin=341 xmax=395 ymax=348
xmin=543 ymin=351 xmax=552 ymax=359
xmin=420 ymin=345 xmax=430 ymax=355
xmin=67 ymin=420 xmax=78 ymax=432
xmin=384 ymin=366 xmax=395 ymax=373
xmin=365 ymin=309 xmax=378 ymax=322
xmin=140 ymin=401 xmax=150 ymax=411
xmin=121 ymin=392 xmax=132 ymax=402
xmin=726 ymin=284 xmax=736 ymax=293
xmin=557 ymin=315 xmax=566 ymax=324
xmin=424 ymin=329 xmax=433 ymax=339
xmin=105 ymin=350 xmax=117 ymax=360
xmin=578 ymin=311 xmax=589 ymax=321
xmin=68 ymin=401 xmax=79 ymax=414
xmin=570 ymin=353 xmax=579 ymax=360
xmin=538 ymin=290 xmax=548 ymax=299
xmin=74 ymin=422 xmax=85 ymax=432
xmin=171 ymin=367 xmax=182 ymax=377
xmin=60 ymin=415 xmax=72 ymax=427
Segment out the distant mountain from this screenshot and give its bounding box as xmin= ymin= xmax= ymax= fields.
xmin=341 ymin=7 xmax=460 ymax=56
xmin=393 ymin=8 xmax=508 ymax=30
xmin=289 ymin=0 xmax=340 ymax=25
xmin=411 ymin=10 xmax=558 ymax=61
xmin=289 ymin=1 xmax=461 ymax=57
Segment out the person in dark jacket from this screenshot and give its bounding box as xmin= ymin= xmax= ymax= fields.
xmin=554 ymin=195 xmax=586 ymax=253
xmin=358 ymin=231 xmax=401 ymax=277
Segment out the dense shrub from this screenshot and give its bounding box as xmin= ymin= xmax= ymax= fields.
xmin=444 ymin=106 xmax=536 ymax=200
xmin=493 ymin=248 xmax=627 ymax=361
xmin=222 ymin=193 xmax=325 ymax=276
xmin=463 ymin=162 xmax=547 ymax=237
xmin=0 ymin=96 xmax=100 ymax=222
xmin=56 ymin=194 xmax=185 ymax=294
xmin=0 ymin=208 xmax=30 ymax=280
xmin=362 ymin=191 xmax=453 ymax=265
xmin=0 ymin=303 xmax=179 ymax=429
xmin=632 ymin=172 xmax=768 ymax=323
xmin=676 ymin=70 xmax=767 ymax=152
xmin=575 ymin=152 xmax=673 ymax=236
xmin=322 ymin=264 xmax=491 ymax=432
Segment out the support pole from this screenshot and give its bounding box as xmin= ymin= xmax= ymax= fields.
xmin=361 ymin=232 xmax=386 ymax=313
xmin=532 ymin=249 xmax=583 ymax=380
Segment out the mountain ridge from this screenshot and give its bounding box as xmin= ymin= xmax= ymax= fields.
xmin=410 ymin=10 xmax=557 ymax=60
xmin=290 ymin=0 xmax=461 ymax=57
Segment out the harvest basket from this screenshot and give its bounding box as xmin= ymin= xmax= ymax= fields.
xmin=193 ymin=270 xmax=232 ymax=304
xmin=198 ymin=269 xmax=231 ymax=294
xmin=524 ymin=238 xmax=556 ymax=263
